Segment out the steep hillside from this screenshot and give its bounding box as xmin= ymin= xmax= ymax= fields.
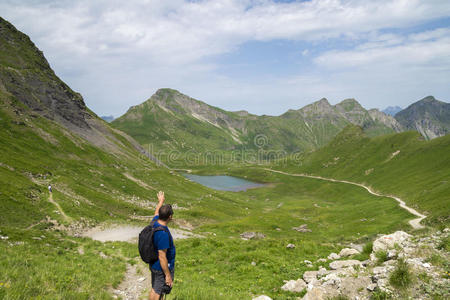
xmin=395 ymin=96 xmax=450 ymax=139
xmin=0 ymin=17 xmax=239 ymax=298
xmin=112 ymin=89 xmax=399 ymax=165
xmin=277 ymin=126 xmax=450 ymax=226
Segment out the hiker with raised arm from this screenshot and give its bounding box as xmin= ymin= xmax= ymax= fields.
xmin=139 ymin=191 xmax=175 ymax=300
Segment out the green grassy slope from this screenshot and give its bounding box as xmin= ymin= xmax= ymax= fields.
xmin=276 ymin=125 xmax=450 ymax=226
xmin=112 ymin=89 xmax=397 ymax=166
xmin=0 ymin=16 xmax=445 ymax=299
xmin=0 ymin=95 xmax=417 ymax=298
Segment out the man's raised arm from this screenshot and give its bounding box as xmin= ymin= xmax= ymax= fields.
xmin=154 ymin=191 xmax=165 ymax=216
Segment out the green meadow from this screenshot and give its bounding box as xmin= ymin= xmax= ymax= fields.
xmin=0 ymin=93 xmax=447 ymax=299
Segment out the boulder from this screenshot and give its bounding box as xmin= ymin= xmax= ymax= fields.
xmin=281 ymin=279 xmax=307 ymax=292
xmin=327 ymin=253 xmax=340 ymax=260
xmin=286 ymin=243 xmax=295 ymax=249
xmin=292 ymin=224 xmax=312 ymax=233
xmin=329 ymin=260 xmax=361 ymax=270
xmin=303 ymin=271 xmax=318 ymax=283
xmin=240 ymin=232 xmax=266 ymax=240
xmin=322 ymin=273 xmax=341 ymax=287
xmin=302 ymin=286 xmax=325 ymax=300
xmin=373 ymin=231 xmax=411 ymax=252
xmin=339 ymin=248 xmax=359 ymax=257
xmin=253 ymin=296 xmax=272 ymax=300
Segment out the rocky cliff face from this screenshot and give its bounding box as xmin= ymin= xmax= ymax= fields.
xmin=0 ymin=17 xmax=89 ymax=130
xmin=0 ymin=17 xmax=161 ymax=163
xmin=368 ymin=109 xmax=404 ymax=132
xmin=395 ymin=96 xmax=450 ymax=139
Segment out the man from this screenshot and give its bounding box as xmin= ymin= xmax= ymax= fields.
xmin=149 ymin=191 xmax=176 ymax=300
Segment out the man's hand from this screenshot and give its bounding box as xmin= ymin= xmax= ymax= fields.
xmin=165 ymin=274 xmax=173 ymax=287
xmin=157 ymin=191 xmax=165 ymax=204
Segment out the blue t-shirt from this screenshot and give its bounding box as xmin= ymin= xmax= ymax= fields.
xmin=150 ymin=215 xmax=176 ymax=271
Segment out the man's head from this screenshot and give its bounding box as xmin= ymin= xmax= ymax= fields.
xmin=159 ymin=204 xmax=173 ymax=221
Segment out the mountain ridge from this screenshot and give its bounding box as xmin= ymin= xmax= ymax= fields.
xmin=395 ymin=96 xmax=450 ymax=140
xmin=112 ymin=88 xmax=404 ymax=163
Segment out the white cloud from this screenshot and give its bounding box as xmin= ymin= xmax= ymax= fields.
xmin=315 ymin=28 xmax=450 ymax=68
xmin=0 ymin=0 xmax=449 ymax=116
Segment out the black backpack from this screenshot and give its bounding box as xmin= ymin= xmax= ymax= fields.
xmin=138 ymin=220 xmax=168 ymax=264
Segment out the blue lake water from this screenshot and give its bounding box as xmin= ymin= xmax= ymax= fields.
xmin=182 ymin=174 xmax=265 ymax=192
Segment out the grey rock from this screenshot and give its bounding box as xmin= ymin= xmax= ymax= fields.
xmin=252 ymin=296 xmax=272 ymax=300
xmin=292 ymin=224 xmax=312 ymax=233
xmin=373 ymin=231 xmax=411 ymax=252
xmin=367 ymin=283 xmax=377 ymax=291
xmin=281 ymin=279 xmax=307 ymax=292
xmin=303 ymin=271 xmax=318 ymax=283
xmin=240 ymin=232 xmax=266 ymax=240
xmin=286 ymin=243 xmax=295 ymax=248
xmin=302 ymin=286 xmax=325 ymax=300
xmin=329 ymin=260 xmax=361 ymax=270
xmin=327 ymin=253 xmax=340 ymax=260
xmin=339 ymin=248 xmax=359 ymax=257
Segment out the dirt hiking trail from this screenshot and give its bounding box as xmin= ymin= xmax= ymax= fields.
xmin=48 ymin=193 xmax=72 ymax=222
xmin=264 ymin=168 xmax=426 ymax=229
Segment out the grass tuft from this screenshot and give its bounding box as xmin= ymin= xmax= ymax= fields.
xmin=389 ymin=258 xmax=412 ymax=289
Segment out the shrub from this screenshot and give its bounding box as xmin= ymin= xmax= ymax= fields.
xmin=375 ymin=250 xmax=388 ymax=265
xmin=437 ymin=236 xmax=449 ymax=252
xmin=389 ymin=258 xmax=412 ymax=289
xmin=363 ymin=241 xmax=373 ymax=255
xmin=370 ymin=290 xmax=390 ymax=300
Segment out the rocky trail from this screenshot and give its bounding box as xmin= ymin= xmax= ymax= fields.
xmin=82 ymin=224 xmax=201 ymax=243
xmin=264 ymin=168 xmax=426 ymax=229
xmin=82 ymin=223 xmax=201 ymax=299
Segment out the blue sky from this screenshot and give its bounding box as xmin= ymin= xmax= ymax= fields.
xmin=1 ymin=0 xmax=449 ymax=116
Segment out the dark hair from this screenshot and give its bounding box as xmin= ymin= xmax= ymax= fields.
xmin=159 ymin=204 xmax=173 ymax=221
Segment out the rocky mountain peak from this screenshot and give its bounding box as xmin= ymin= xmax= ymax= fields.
xmin=335 ymin=98 xmax=365 ymax=112
xmin=298 ymin=97 xmax=334 ymax=115
xmin=0 ymin=17 xmax=89 ymax=129
xmin=395 ymin=96 xmax=450 ymax=139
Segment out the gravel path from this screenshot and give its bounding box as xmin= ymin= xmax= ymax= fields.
xmin=82 ymin=225 xmax=201 ymax=242
xmin=264 ymin=168 xmax=426 ymax=229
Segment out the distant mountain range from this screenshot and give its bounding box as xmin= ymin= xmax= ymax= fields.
xmin=112 ymin=90 xmax=449 ymax=160
xmin=112 ymin=89 xmax=404 ymax=157
xmin=382 ymin=106 xmax=402 ymax=116
xmin=101 ymin=115 xmax=115 ymax=123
